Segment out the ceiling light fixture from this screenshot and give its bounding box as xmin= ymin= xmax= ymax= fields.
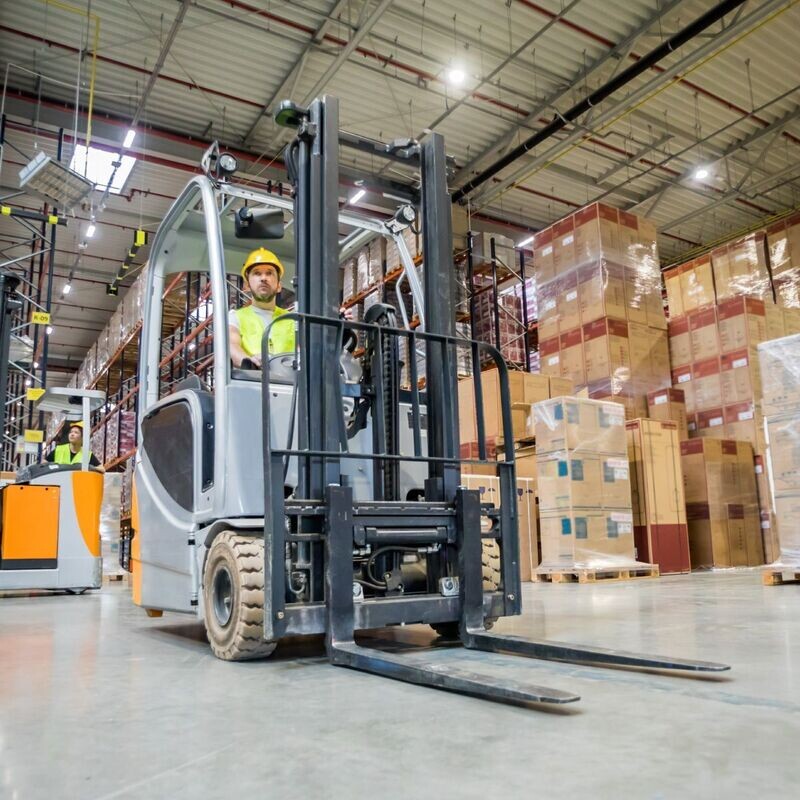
xmin=447 ymin=67 xmax=465 ymax=86
xmin=349 ymin=188 xmax=366 ymax=205
xmin=86 ymin=222 xmax=96 ymax=238
xmin=46 ymin=326 xmax=53 ymax=335
xmin=517 ymin=235 xmax=535 ymax=248
xmin=694 ymin=167 xmax=710 ymax=181
xmin=123 ymin=128 xmax=136 ymax=149
xmin=62 ymin=283 xmax=72 ymax=295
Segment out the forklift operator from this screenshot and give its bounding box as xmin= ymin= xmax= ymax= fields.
xmin=229 ymin=246 xmax=353 ymax=369
xmin=44 ymin=422 xmax=105 ymax=472
xmin=229 ymin=247 xmax=295 ymax=369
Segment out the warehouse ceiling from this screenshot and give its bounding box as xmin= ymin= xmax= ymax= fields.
xmin=1 ymin=0 xmax=799 ymax=371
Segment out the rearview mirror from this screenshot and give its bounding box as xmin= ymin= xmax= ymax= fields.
xmin=235 ymin=207 xmax=285 ymax=240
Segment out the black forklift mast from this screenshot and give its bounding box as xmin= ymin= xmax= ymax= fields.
xmin=261 ymin=96 xmax=729 ymax=706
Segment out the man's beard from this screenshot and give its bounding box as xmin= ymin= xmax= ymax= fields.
xmin=253 ymin=290 xmax=276 ymax=303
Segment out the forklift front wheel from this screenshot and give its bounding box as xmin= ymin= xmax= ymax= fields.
xmin=202 ymin=531 xmax=278 ymax=661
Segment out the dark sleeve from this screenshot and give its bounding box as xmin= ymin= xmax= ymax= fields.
xmin=45 ymin=450 xmax=55 ymax=462
xmin=89 ymin=452 xmax=101 ymax=467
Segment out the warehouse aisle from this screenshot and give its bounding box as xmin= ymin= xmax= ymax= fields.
xmin=0 ymin=571 xmax=797 ymax=799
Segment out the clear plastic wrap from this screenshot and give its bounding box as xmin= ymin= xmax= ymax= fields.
xmin=758 ymin=333 xmax=800 ymax=565
xmin=711 ymin=232 xmax=771 ymax=302
xmin=534 ymin=203 xmax=669 ymax=419
xmin=626 ymin=418 xmax=691 ymax=573
xmin=100 ymin=473 xmax=122 ymax=577
xmin=533 ymin=397 xmax=652 ymax=572
xmin=680 ymin=438 xmax=763 ymax=568
xmin=767 ymin=213 xmax=800 ymax=309
xmin=106 ymin=306 xmax=122 ymax=360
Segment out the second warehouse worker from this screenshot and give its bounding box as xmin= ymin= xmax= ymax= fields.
xmin=44 ymin=422 xmax=105 ymax=472
xmin=229 ymin=247 xmax=295 ymax=368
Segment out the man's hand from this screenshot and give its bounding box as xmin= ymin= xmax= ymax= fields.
xmin=248 ymin=353 xmax=262 ymax=369
xmin=340 ymin=305 xmax=354 ymax=321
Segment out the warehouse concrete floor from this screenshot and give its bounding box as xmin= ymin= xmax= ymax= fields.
xmin=0 ymin=570 xmax=797 ymax=799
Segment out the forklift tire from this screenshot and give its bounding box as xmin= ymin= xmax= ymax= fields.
xmin=203 ymin=531 xmax=278 ymax=661
xmin=430 ymin=540 xmax=500 ymax=638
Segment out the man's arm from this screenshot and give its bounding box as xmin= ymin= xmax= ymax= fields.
xmin=229 ymin=326 xmax=258 ymax=368
xmin=43 ymin=450 xmax=54 ymax=463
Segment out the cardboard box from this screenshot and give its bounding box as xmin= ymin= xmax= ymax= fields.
xmin=766 ymin=412 xmax=800 ymax=494
xmin=574 ymin=202 xmax=619 ymax=265
xmin=559 ymin=327 xmax=585 ymax=387
xmin=772 ymin=493 xmax=800 ymax=565
xmin=458 ymin=369 xmax=553 ymax=444
xmin=672 ymin=364 xmax=695 ymax=414
xmin=720 ymin=348 xmax=759 ymax=406
xmin=539 ymin=335 xmax=561 ymax=377
xmin=625 ymin=263 xmax=650 ymax=326
xmin=688 ymin=306 xmax=720 ymax=362
xmin=668 ymin=315 xmax=692 ymax=368
xmin=723 ymin=402 xmax=763 ymax=450
xmin=692 ymin=357 xmax=723 ymax=412
xmin=538 ymin=278 xmax=560 ymax=341
xmin=714 ymin=232 xmax=770 ymax=301
xmin=578 ymin=261 xmax=627 ymax=325
xmin=583 ymin=318 xmax=629 ymax=385
xmin=538 ymin=507 xmax=636 ymax=569
xmin=717 ymin=297 xmax=766 ymax=354
xmin=600 ymin=454 xmax=633 ymax=508
xmin=558 ymin=272 xmax=581 ymax=332
xmin=549 ymin=377 xmax=574 ymax=397
xmin=647 ymin=387 xmax=689 ymax=441
xmin=538 ymin=453 xmax=602 ymax=512
xmin=617 ymin=210 xmax=639 ymax=266
xmin=553 ymin=217 xmax=576 ymax=276
xmin=534 ymin=228 xmax=555 ymax=283
xmin=626 ymin=419 xmax=691 ymax=573
xmin=681 ymin=256 xmax=716 ymax=312
xmin=758 ymin=333 xmax=800 ymax=416
xmin=664 ymin=266 xmax=684 ymax=319
xmin=695 ymin=407 xmax=726 ymax=437
xmin=680 ymin=439 xmax=762 ymax=567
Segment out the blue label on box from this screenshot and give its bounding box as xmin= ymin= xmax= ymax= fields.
xmin=567 ymin=402 xmax=579 ymax=424
xmin=554 ymin=402 xmax=564 ymax=421
xmin=561 ymin=518 xmax=572 ymax=535
xmin=571 ymin=459 xmax=584 ymax=481
xmin=558 ymin=460 xmax=569 ymax=477
xmin=575 ymin=518 xmax=588 ymax=539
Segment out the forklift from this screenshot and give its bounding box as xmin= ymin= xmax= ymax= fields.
xmin=131 ymin=95 xmax=728 ymax=705
xmin=0 ymin=271 xmax=106 ymax=593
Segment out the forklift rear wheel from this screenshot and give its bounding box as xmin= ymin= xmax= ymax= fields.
xmin=203 ymin=531 xmax=278 ymax=661
xmin=430 ymin=539 xmax=500 ymax=639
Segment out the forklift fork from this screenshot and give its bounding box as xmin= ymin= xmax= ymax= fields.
xmin=323 ymin=485 xmax=728 ymax=707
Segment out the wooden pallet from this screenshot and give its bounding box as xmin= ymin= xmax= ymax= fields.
xmin=104 ymin=573 xmax=126 ymax=583
xmin=534 ymin=564 xmax=660 ymax=584
xmin=762 ymin=569 xmax=800 ymax=586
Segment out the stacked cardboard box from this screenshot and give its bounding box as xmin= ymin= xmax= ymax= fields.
xmin=664 ymin=234 xmax=800 ymax=559
xmin=534 ymin=397 xmax=647 ymax=571
xmin=646 ymin=387 xmax=689 ymax=441
xmin=463 ymin=474 xmax=538 ymax=582
xmin=766 ymin=212 xmax=800 ymax=309
xmin=758 ymin=333 xmax=800 ymax=565
xmin=536 ymin=203 xmax=670 ymax=418
xmin=458 ymin=370 xmax=572 ymax=449
xmin=680 ymin=439 xmax=763 ymax=568
xmin=626 ymin=419 xmax=690 ymax=573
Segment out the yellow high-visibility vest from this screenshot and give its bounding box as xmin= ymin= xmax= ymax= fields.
xmin=54 ymin=443 xmax=83 ymax=464
xmin=234 ymin=305 xmax=295 ymax=357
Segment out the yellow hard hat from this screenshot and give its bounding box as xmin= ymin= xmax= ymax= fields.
xmin=241 ymin=247 xmax=284 ymax=281
xmin=69 ymin=421 xmax=83 ymax=430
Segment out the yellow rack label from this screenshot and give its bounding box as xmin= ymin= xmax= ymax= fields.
xmin=24 ymin=429 xmax=44 ymax=443
xmin=26 ymin=388 xmax=45 ymax=402
xmin=1 ymin=206 xmax=10 ymax=216
xmin=134 ymin=229 xmax=147 ymax=247
xmin=48 ymin=215 xmax=59 ymax=225
xmin=31 ymin=311 xmax=51 ymax=325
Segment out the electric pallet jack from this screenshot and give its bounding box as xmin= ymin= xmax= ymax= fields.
xmin=0 ymin=272 xmax=106 ymax=593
